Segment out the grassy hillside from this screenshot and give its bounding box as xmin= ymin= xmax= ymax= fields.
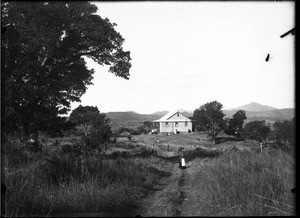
xmin=4 ymin=133 xmax=295 ymax=216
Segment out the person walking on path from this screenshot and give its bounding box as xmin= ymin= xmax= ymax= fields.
xmin=178 ymin=147 xmax=186 ymax=169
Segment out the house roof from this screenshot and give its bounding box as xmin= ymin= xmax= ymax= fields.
xmin=153 ymin=111 xmax=191 ymax=122
xmin=120 ymin=131 xmax=131 ymax=136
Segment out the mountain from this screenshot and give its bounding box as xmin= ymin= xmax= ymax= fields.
xmin=223 ymin=108 xmax=294 ymax=123
xmin=104 ymin=111 xmax=165 ymax=131
xmin=152 ymin=110 xmax=169 ymax=116
xmin=177 ymin=108 xmax=194 ymax=114
xmin=224 ymin=102 xmax=294 ymax=123
xmin=229 ymin=102 xmax=278 ymax=111
xmin=104 ymin=103 xmax=294 ymax=130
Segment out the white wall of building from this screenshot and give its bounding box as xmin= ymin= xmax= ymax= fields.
xmin=159 ymin=121 xmax=192 ymax=133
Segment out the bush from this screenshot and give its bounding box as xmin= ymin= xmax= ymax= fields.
xmin=184 ymin=147 xmax=222 ymax=161
xmin=2 ymin=140 xmax=42 ymax=167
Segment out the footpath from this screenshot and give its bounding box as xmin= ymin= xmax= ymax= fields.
xmin=134 ymin=152 xmax=206 ymax=217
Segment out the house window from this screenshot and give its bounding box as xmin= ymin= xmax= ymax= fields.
xmin=165 ymin=122 xmax=168 ymax=127
xmin=175 ymin=122 xmax=178 ymax=127
xmin=185 ymin=122 xmax=188 ymax=126
xmin=177 ymin=113 xmax=179 ymax=117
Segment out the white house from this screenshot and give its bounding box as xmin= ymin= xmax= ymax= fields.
xmin=153 ymin=111 xmax=192 ymax=134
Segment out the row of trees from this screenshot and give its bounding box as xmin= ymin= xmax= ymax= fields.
xmin=192 ymin=101 xmax=247 ymax=144
xmin=2 ymin=2 xmax=131 ymax=146
xmin=192 ymin=101 xmax=294 ymax=148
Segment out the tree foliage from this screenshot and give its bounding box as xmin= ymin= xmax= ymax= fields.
xmin=69 ymin=105 xmax=99 ymax=125
xmin=224 ymin=110 xmax=247 ymax=137
xmin=241 ymin=120 xmax=271 ymax=142
xmin=69 ymin=105 xmax=101 ymax=136
xmin=84 ymin=114 xmax=113 ymax=154
xmin=1 ymin=2 xmax=131 ymax=139
xmin=270 ymin=119 xmax=295 ymax=147
xmin=193 ymin=101 xmax=225 ymax=144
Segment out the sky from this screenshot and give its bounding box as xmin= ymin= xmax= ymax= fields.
xmin=70 ymin=1 xmax=295 ymax=114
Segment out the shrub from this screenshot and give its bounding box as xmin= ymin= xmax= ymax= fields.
xmin=2 ymin=140 xmax=42 ymax=168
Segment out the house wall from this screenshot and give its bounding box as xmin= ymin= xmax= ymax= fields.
xmin=159 ymin=121 xmax=192 ymax=133
xmin=159 ymin=122 xmax=175 ymax=133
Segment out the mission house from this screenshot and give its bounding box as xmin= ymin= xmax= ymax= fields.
xmin=153 ymin=111 xmax=192 ymax=134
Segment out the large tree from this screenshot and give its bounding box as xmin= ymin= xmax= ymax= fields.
xmin=241 ymin=120 xmax=271 ymax=142
xmin=1 ymin=2 xmax=131 ymax=141
xmin=69 ymin=105 xmax=100 ymax=136
xmin=224 ymin=110 xmax=247 ymax=137
xmin=193 ymin=101 xmax=225 ymax=144
xmin=271 ymin=119 xmax=295 ymax=147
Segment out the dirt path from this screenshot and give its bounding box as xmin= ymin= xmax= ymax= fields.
xmin=133 ymin=153 xmax=207 ymax=216
xmin=134 ymin=162 xmax=178 ymax=216
xmin=134 ymin=153 xmax=213 ymax=217
xmin=131 ymin=134 xmax=253 ymax=216
xmin=176 ymin=160 xmax=205 ymax=216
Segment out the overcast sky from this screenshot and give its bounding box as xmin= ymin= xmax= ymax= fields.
xmin=70 ymin=1 xmax=295 ymax=114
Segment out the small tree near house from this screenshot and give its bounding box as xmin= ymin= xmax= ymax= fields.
xmin=224 ymin=110 xmax=247 ymax=138
xmin=83 ymin=113 xmax=113 ymax=155
xmin=193 ymin=101 xmax=226 ymax=144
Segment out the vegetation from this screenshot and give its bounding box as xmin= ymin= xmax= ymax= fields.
xmin=2 ymin=2 xmax=131 ymax=142
xmin=241 ymin=120 xmax=271 ymax=142
xmin=193 ymin=101 xmax=226 ymax=144
xmin=270 ymin=119 xmax=295 ymax=146
xmin=187 ymin=150 xmax=295 ymax=216
xmin=69 ymin=105 xmax=101 ymax=136
xmin=2 ymin=1 xmax=295 ymax=216
xmin=3 ymin=129 xmax=295 ymax=216
xmin=84 ymin=114 xmax=114 ymax=155
xmin=116 ymin=121 xmax=152 ymax=136
xmin=4 ymin=141 xmax=169 ymax=217
xmin=224 ymin=110 xmax=247 ymax=137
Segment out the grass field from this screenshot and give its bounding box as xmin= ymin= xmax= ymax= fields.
xmin=178 ymin=150 xmax=295 ymax=216
xmin=3 ymin=132 xmax=295 ymax=216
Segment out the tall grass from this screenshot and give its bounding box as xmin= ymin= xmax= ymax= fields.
xmin=4 ymin=150 xmax=169 ymax=216
xmin=190 ymin=149 xmax=295 ymax=216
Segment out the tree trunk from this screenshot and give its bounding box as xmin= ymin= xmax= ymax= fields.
xmin=212 ymin=131 xmax=216 ymax=144
xmin=33 ymin=130 xmax=41 ymax=151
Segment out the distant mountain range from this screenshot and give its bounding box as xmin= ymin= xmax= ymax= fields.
xmin=223 ymin=102 xmax=294 ymax=122
xmin=227 ymin=102 xmax=278 ymax=111
xmin=104 ymin=102 xmax=294 ymax=130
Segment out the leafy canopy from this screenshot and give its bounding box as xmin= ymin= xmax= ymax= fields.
xmin=224 ymin=110 xmax=247 ymax=137
xmin=2 ymin=2 xmax=131 ymax=137
xmin=193 ymin=101 xmax=225 ymax=143
xmin=241 ymin=120 xmax=271 ymax=142
xmin=271 ymin=119 xmax=295 ymax=146
xmin=85 ymin=114 xmax=113 ymax=154
xmin=69 ymin=105 xmax=100 ymax=126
